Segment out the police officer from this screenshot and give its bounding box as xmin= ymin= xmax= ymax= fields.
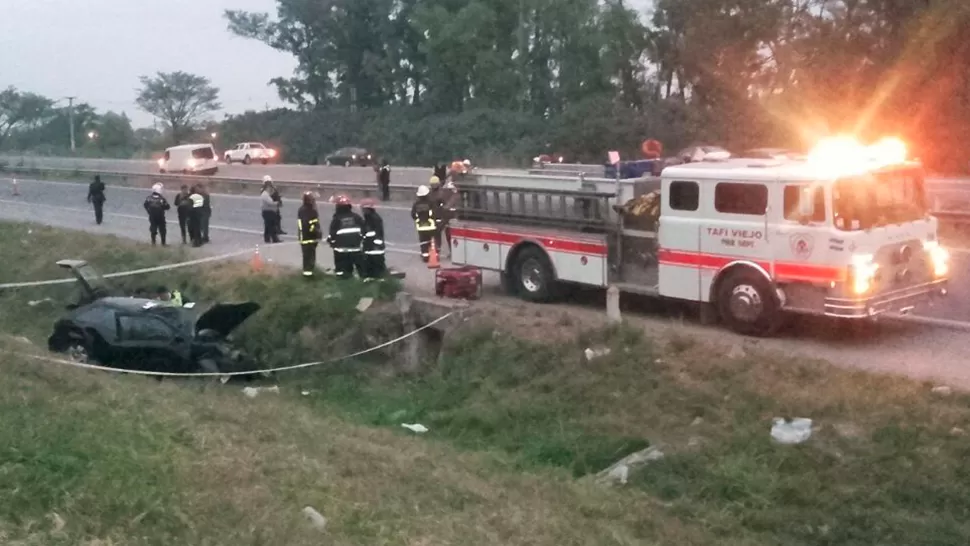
xmin=327 ymin=195 xmax=365 ymax=279
xmin=411 ymin=184 xmax=437 ymax=263
xmin=199 ymin=184 xmax=212 ymax=244
xmin=143 ymin=183 xmax=171 ymax=246
xmin=378 ymin=159 xmax=391 ymax=201
xmin=174 ymin=185 xmax=192 ymax=244
xmin=359 ymin=198 xmax=386 ymax=280
xmin=297 ymin=191 xmax=322 ymax=278
xmin=188 ymin=185 xmax=205 ymax=247
xmin=87 ymin=175 xmax=106 ymax=225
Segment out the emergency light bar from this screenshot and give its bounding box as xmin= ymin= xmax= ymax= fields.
xmin=806 ymin=136 xmax=909 ymax=177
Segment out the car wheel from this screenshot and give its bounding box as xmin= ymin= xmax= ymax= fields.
xmin=67 ymin=342 xmax=90 ymax=364
xmin=197 ymin=358 xmax=221 ymax=374
xmin=512 ymin=247 xmax=558 ymax=303
xmin=224 ymin=156 xmax=232 ymax=165
xmin=325 ymin=159 xmax=332 ymax=166
xmin=260 ymin=158 xmax=268 ymax=165
xmin=243 ymin=155 xmax=251 ymax=165
xmin=344 ymin=160 xmax=351 ymax=167
xmin=159 ymin=169 xmax=166 ymax=174
xmin=715 ymin=269 xmax=782 ymax=337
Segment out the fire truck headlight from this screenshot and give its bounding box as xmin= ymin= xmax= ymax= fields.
xmin=157 ymin=158 xmax=165 ymax=167
xmin=924 ymin=241 xmax=949 ymax=277
xmin=849 ymin=254 xmax=878 ymax=295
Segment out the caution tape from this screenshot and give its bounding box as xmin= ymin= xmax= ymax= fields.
xmin=6 ymin=311 xmax=455 ymax=378
xmin=0 ymin=248 xmax=259 ymax=290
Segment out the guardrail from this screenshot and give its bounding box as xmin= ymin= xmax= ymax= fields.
xmin=0 ymin=164 xmax=414 ymax=201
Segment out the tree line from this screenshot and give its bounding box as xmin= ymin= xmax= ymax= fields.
xmin=3 ymin=0 xmax=968 ymax=172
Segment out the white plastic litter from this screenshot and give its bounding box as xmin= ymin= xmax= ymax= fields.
xmin=770 ymin=417 xmax=813 ymax=444
xmin=302 ymin=506 xmax=328 ymax=530
xmin=932 ymin=385 xmax=952 ymax=396
xmin=607 ymin=464 xmax=629 ymax=485
xmin=27 ymin=298 xmax=52 ymax=307
xmin=401 ymin=423 xmax=429 ymax=433
xmin=243 ymin=386 xmax=280 ymax=398
xmin=584 ymin=347 xmax=611 ymax=361
xmin=356 ymin=297 xmax=374 ymax=312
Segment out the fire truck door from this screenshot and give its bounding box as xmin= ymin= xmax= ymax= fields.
xmin=657 ymin=181 xmax=702 ymax=301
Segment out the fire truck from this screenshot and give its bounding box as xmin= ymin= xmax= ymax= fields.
xmin=449 ymin=137 xmax=951 ymax=336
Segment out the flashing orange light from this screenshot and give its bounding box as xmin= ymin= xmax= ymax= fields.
xmin=805 ymin=135 xmax=908 ymax=177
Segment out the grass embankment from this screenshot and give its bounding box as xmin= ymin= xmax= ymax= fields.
xmin=2 ymin=221 xmax=970 ymax=544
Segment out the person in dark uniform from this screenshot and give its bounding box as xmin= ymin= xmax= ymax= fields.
xmin=359 ymin=198 xmax=386 ymax=280
xmin=297 ymin=191 xmax=322 ymax=278
xmin=143 ymin=183 xmax=171 ymax=246
xmin=440 ymin=180 xmax=459 ymax=258
xmin=87 ymin=175 xmax=106 ymax=225
xmin=199 ymin=184 xmax=212 ymax=244
xmin=378 ymin=159 xmax=391 ymax=201
xmin=433 ymin=163 xmax=448 ymax=184
xmin=188 ymin=185 xmax=205 ymax=247
xmin=173 ymin=185 xmax=192 ymax=244
xmin=411 ymin=185 xmax=437 ymax=263
xmin=326 ymin=195 xmax=364 ymax=279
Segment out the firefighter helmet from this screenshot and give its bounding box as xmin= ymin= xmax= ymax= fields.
xmin=360 ymin=197 xmax=376 ymax=208
xmin=429 ymin=176 xmax=440 ymax=186
xmin=416 ymin=185 xmax=430 ymax=197
xmin=262 ymin=175 xmax=273 ymax=183
xmin=335 ymin=194 xmax=351 ymax=206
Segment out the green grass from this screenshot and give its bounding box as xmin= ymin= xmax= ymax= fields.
xmin=3 ymin=221 xmax=970 ymax=545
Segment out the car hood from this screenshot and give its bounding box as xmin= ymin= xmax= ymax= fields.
xmin=195 ymin=302 xmax=260 ymax=337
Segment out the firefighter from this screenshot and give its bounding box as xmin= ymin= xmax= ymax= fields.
xmin=359 ymin=198 xmax=386 ymax=280
xmin=297 ymin=191 xmax=322 ymax=278
xmin=327 ymin=195 xmax=365 ymax=279
xmin=433 ymin=162 xmax=448 ymax=184
xmin=174 ymin=185 xmax=192 ymax=244
xmin=428 ymin=176 xmax=446 ymax=252
xmin=87 ymin=175 xmax=106 ymax=225
xmin=188 ymin=185 xmax=205 ymax=247
xmin=143 ymin=182 xmax=171 ymax=246
xmin=440 ymin=180 xmax=459 ymax=258
xmin=411 ymin=185 xmax=437 ymax=263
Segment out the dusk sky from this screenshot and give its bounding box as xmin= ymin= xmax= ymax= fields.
xmin=1 ymin=0 xmax=653 ymax=128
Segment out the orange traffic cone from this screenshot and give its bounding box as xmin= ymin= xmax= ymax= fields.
xmin=427 ymin=240 xmax=440 ymax=269
xmin=251 ymin=245 xmax=264 ymax=272
xmin=11 ymin=178 xmax=19 ymax=196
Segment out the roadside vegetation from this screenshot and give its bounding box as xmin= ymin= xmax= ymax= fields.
xmin=2 ymin=221 xmax=970 ymax=545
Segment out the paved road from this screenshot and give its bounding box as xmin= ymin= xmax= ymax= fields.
xmin=2 ymin=177 xmax=968 ymax=322
xmin=3 ymin=177 xmax=970 ymax=389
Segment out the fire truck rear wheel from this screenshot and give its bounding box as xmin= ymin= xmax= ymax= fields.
xmin=716 ymin=270 xmax=781 ymax=337
xmin=512 ymin=247 xmax=558 ymax=303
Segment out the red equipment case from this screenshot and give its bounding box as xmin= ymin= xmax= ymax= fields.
xmin=435 ymin=266 xmax=483 ymax=300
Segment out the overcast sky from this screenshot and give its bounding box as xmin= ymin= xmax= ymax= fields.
xmin=1 ymin=0 xmax=652 ymax=129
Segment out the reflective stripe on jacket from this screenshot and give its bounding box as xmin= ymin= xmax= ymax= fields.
xmin=328 ymin=210 xmax=365 ymax=252
xmin=362 ymin=211 xmax=386 ymax=256
xmin=411 ymin=198 xmax=436 ymax=231
xmin=190 ymin=193 xmax=204 ymax=208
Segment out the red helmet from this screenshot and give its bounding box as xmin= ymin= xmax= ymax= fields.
xmin=359 ymin=198 xmax=377 ymax=208
xmin=335 ymin=195 xmax=351 ymax=206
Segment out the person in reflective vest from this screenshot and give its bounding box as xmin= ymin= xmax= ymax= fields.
xmin=411 ymin=185 xmax=437 ymax=263
xmin=327 ymin=195 xmax=365 ymax=279
xmin=143 ymin=183 xmax=171 ymax=246
xmin=297 ymin=191 xmax=322 ymax=278
xmin=188 ymin=186 xmax=205 ymax=247
xmin=359 ymin=198 xmax=386 ymax=280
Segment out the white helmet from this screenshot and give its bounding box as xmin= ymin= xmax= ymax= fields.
xmin=416 ymin=185 xmax=430 ymax=197
xmin=152 ymin=183 xmax=163 ymax=193
xmin=462 ymin=159 xmax=471 ymax=166
xmin=262 ymin=175 xmax=273 ymax=183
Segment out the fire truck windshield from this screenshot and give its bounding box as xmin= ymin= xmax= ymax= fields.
xmin=832 ymin=167 xmax=927 ymax=231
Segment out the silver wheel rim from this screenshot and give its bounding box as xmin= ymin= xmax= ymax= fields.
xmin=520 ymin=259 xmax=543 ymax=293
xmin=729 ymin=284 xmax=763 ymax=323
xmin=68 ymin=344 xmax=89 ymax=363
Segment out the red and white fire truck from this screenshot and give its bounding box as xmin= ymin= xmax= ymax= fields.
xmin=449 ymin=137 xmax=950 ymax=336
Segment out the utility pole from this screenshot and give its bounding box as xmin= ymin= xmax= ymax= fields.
xmin=66 ymin=96 xmax=76 ymax=152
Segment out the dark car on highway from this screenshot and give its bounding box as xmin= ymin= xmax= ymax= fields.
xmin=325 ymin=147 xmax=374 ymax=167
xmin=46 ymin=260 xmax=262 ymax=376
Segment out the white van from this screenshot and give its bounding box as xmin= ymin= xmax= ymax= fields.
xmin=157 ymin=144 xmax=219 ymax=175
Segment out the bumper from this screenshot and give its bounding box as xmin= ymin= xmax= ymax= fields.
xmin=824 ymin=278 xmax=949 ymax=318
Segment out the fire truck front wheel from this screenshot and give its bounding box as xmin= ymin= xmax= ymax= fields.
xmin=511 ymin=247 xmax=559 ymax=303
xmin=715 ymin=270 xmax=781 ymax=337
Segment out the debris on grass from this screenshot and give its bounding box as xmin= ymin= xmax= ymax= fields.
xmin=932 ymin=385 xmax=953 ymax=397
xmin=584 ymin=347 xmax=611 ymax=361
xmin=595 ymin=446 xmax=664 ymax=486
xmin=243 ymin=386 xmax=280 ymax=398
xmin=401 ymin=423 xmax=429 ymax=433
xmin=302 ymin=506 xmax=328 ymax=530
xmin=770 ymin=417 xmax=813 ymax=444
xmin=356 ymin=297 xmax=374 ymax=312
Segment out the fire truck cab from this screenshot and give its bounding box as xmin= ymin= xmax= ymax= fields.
xmin=450 ymin=138 xmax=950 ymax=336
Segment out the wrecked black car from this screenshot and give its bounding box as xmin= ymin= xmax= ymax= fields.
xmin=46 ymin=260 xmax=261 ymax=375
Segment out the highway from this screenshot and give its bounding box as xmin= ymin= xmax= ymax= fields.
xmin=2 ymin=177 xmax=970 ymax=389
